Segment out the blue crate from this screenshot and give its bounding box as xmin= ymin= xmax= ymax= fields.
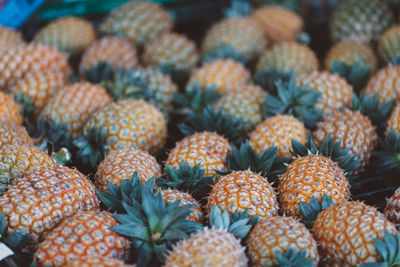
xmin=0 ymin=0 xmax=44 ymax=28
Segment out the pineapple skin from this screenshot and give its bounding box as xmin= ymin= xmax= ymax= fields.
xmin=0 ymin=25 xmax=24 ymax=48
xmin=378 ymin=25 xmax=400 ymax=65
xmin=385 ymin=186 xmax=400 ymax=225
xmin=0 ymin=121 xmax=33 ymax=150
xmin=65 ymin=255 xmax=132 ymax=267
xmin=363 ymin=65 xmax=400 ymax=103
xmin=0 ymin=91 xmax=23 ymax=125
xmin=387 ymin=102 xmax=400 ymax=135
xmin=162 ymin=189 xmax=203 ymax=223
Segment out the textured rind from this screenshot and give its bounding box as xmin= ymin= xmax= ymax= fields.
xmin=34 ymin=211 xmax=129 ymax=267
xmin=80 ymin=36 xmax=139 ymax=74
xmin=278 ymin=154 xmax=350 ymax=218
xmin=202 ymin=17 xmax=267 ymax=62
xmin=247 ymin=216 xmax=319 ymax=266
xmin=166 ymin=132 xmax=230 ymax=177
xmin=364 ymin=65 xmax=400 ymax=103
xmin=313 ymin=201 xmax=398 ymax=267
xmin=34 ymin=16 xmax=96 ymax=54
xmin=95 ymin=147 xmax=161 ymax=192
xmin=0 ymin=121 xmax=33 ymax=150
xmin=161 ymin=189 xmax=203 ymax=223
xmin=385 ymin=187 xmax=400 ymax=225
xmin=65 ymin=255 xmax=132 ymax=267
xmin=324 ymin=41 xmax=377 ymax=73
xmin=41 ymin=82 xmax=113 ymax=138
xmin=11 ymin=71 xmax=67 ymax=115
xmin=143 ymin=32 xmax=199 ymax=74
xmin=387 ymin=102 xmax=400 ymax=135
xmin=0 ymin=25 xmax=24 ymax=48
xmin=100 ymin=1 xmax=173 ymax=47
xmin=296 ymin=71 xmax=353 ymax=115
xmin=378 ymin=25 xmax=400 ymax=65
xmin=206 ymin=170 xmax=279 ymax=219
xmin=313 ymin=109 xmax=377 ymax=169
xmin=84 ymin=99 xmax=167 ymax=154
xmin=187 ymin=59 xmax=251 ymax=94
xmin=256 ymin=42 xmax=319 ymax=77
xmin=251 ymin=6 xmax=303 ymax=44
xmin=164 ymin=228 xmax=248 ymax=267
xmin=0 ymin=91 xmax=23 ymax=125
xmin=0 ymin=165 xmax=99 ymax=243
xmin=249 ymin=115 xmax=307 ymax=158
xmin=0 ymin=44 xmax=70 ymax=91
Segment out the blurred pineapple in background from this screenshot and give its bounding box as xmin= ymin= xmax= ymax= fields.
xmin=0 ymin=91 xmax=23 ymax=125
xmin=378 ymin=25 xmax=400 ymax=66
xmin=364 ymin=65 xmax=400 ymax=104
xmin=251 ymin=0 xmax=303 ymax=12
xmin=0 ymin=25 xmax=24 ymax=48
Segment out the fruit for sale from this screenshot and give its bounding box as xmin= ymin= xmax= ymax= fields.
xmin=201 ymin=17 xmax=267 ymax=64
xmin=0 ymin=91 xmax=23 ymax=125
xmin=34 ymin=16 xmax=96 ymax=54
xmin=161 ymin=188 xmax=203 ymax=223
xmin=95 ymin=147 xmax=161 ymax=192
xmin=330 ymin=0 xmax=394 ymax=44
xmin=387 ymin=102 xmax=400 ymax=136
xmin=0 ymin=25 xmax=24 ymax=48
xmin=385 ymin=186 xmax=400 ymax=225
xmin=101 ymin=1 xmax=173 ymax=47
xmin=364 ymin=65 xmax=400 ymax=103
xmin=0 ymin=121 xmax=33 ymax=150
xmin=65 ymin=256 xmax=132 ymax=267
xmin=378 ymin=25 xmax=400 ymax=66
xmin=34 ymin=211 xmax=130 ymax=267
xmin=247 ymin=216 xmax=319 ymax=267
xmin=251 ymin=0 xmax=302 ymax=12
xmin=249 ymin=114 xmax=307 ymax=158
xmin=0 ymin=165 xmax=99 ymax=243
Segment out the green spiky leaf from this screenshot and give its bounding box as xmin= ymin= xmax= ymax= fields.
xmin=202 ymin=45 xmax=250 ymax=65
xmin=80 ymin=61 xmax=116 ymax=83
xmin=14 ymin=93 xmax=35 ymax=121
xmin=330 ymin=60 xmax=372 ymax=92
xmin=275 ymin=247 xmax=315 ymax=267
xmin=223 ymin=0 xmax=253 ymax=17
xmin=33 ymin=115 xmax=73 ymax=151
xmin=372 ymin=130 xmax=400 ymax=174
xmin=254 ymin=68 xmax=294 ymax=93
xmin=299 ymin=194 xmax=333 ymax=229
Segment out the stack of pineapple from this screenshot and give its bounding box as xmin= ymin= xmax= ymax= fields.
xmin=2 ymin=0 xmax=400 ymax=266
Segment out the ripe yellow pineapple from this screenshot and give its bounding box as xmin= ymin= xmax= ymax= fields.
xmin=34 ymin=16 xmax=96 ymax=54
xmin=0 ymin=44 xmax=70 ymax=91
xmin=247 ymin=216 xmax=319 ymax=266
xmin=101 ymin=1 xmax=173 ymax=47
xmin=162 ymin=188 xmax=203 ymax=223
xmin=0 ymin=91 xmax=23 ymax=125
xmin=364 ymin=65 xmax=400 ymax=103
xmin=378 ymin=25 xmax=400 ymax=65
xmin=201 ymin=17 xmax=267 ymax=64
xmin=313 ymin=201 xmax=398 ymax=266
xmin=278 ymin=154 xmax=350 ymax=218
xmin=385 ymin=187 xmax=400 ymax=225
xmin=0 ymin=165 xmax=99 ymax=243
xmin=41 ymin=82 xmax=113 ymax=138
xmin=34 ymin=211 xmax=130 ymax=267
xmin=296 ymin=71 xmax=353 ymax=115
xmin=166 ymin=131 xmax=230 ymax=177
xmin=0 ymin=25 xmax=24 ymax=48
xmin=11 ymin=71 xmax=67 ymax=116
xmin=65 ymin=256 xmax=132 ymax=267
xmin=249 ymin=115 xmax=307 ymax=158
xmin=387 ymin=102 xmax=400 ymax=135
xmin=95 ymin=147 xmax=161 ymax=192
xmin=187 ymin=59 xmax=251 ymax=94
xmin=251 ymin=6 xmax=304 ymax=44
xmin=206 ymin=170 xmax=279 ymax=219
xmin=164 ymin=228 xmax=248 ymax=266
xmin=0 ymin=121 xmax=33 ymax=150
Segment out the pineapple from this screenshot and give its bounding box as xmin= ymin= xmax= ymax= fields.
xmin=378 ymin=25 xmax=400 ymax=66
xmin=385 ymin=187 xmax=400 ymax=225
xmin=34 ymin=16 xmax=96 ymax=54
xmin=80 ymin=36 xmax=139 ymax=80
xmin=251 ymin=6 xmax=304 ymax=45
xmin=296 ymin=71 xmax=353 ymax=115
xmin=143 ymin=32 xmax=199 ymax=82
xmin=34 ymin=211 xmax=130 ymax=266
xmin=161 ymin=188 xmax=203 ymax=223
xmin=0 ymin=144 xmax=54 ymax=195
xmin=324 ymin=41 xmax=377 ymax=91
xmin=0 ymin=25 xmax=24 ymax=48
xmin=206 ymin=170 xmax=279 ymax=219
xmin=0 ymin=165 xmax=99 ymax=243
xmin=247 ymin=216 xmax=319 ymax=266
xmin=0 ymin=91 xmax=23 ymax=125
xmin=249 ymin=114 xmax=308 ymax=158
xmin=95 ymin=147 xmax=161 ymax=192
xmin=364 ymin=65 xmax=400 ymax=103
xmin=201 ymin=17 xmax=267 ymax=64
xmin=312 ymin=201 xmax=398 ymax=266
xmin=330 ymin=0 xmax=394 ymax=44
xmin=0 ymin=121 xmax=33 ymax=150
xmin=165 ymin=131 xmax=230 ymax=177
xmin=387 ymin=102 xmax=400 ymax=135
xmin=251 ymin=0 xmax=302 ymax=11
xmin=100 ymin=1 xmax=173 ymax=47
xmin=65 ymin=256 xmax=132 ymax=267
xmin=255 ymin=42 xmax=319 ymax=91
xmin=11 ymin=71 xmax=68 ymax=117
xmin=187 ymin=59 xmax=251 ymax=94
xmin=40 ymin=82 xmax=113 ymax=139
xmin=0 ymin=44 xmax=70 ymax=91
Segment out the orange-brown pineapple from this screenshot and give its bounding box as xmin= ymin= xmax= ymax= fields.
xmin=0 ymin=121 xmax=33 ymax=150
xmin=0 ymin=91 xmax=23 ymax=125
xmin=385 ymin=186 xmax=400 ymax=225
xmin=65 ymin=256 xmax=131 ymax=267
xmin=387 ymin=102 xmax=400 ymax=135
xmin=161 ymin=189 xmax=203 ymax=223
xmin=364 ymin=65 xmax=400 ymax=103
xmin=0 ymin=25 xmax=24 ymax=48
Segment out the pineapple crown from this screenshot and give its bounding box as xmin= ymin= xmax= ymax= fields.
xmin=291 ymin=134 xmax=361 ymax=176
xmin=222 ymin=0 xmax=252 ymax=18
xmin=98 ymin=174 xmax=203 ymax=267
xmin=371 ymin=130 xmax=400 ymax=173
xmin=14 ymin=93 xmax=35 ymax=122
xmin=299 ymin=194 xmax=333 ymax=229
xmin=208 ymin=206 xmax=258 ymax=240
xmin=275 ymin=248 xmax=315 ymax=267
xmin=254 ymin=68 xmax=294 ymax=93
xmin=81 ymin=61 xmax=117 ymax=84
xmin=178 ymin=106 xmax=246 ymax=146
xmin=217 ymin=141 xmax=288 ymax=182
xmin=263 ymin=77 xmax=323 ymax=129
xmin=202 ymin=44 xmax=250 ymax=65
xmin=359 ymin=231 xmax=400 ymax=267
xmin=330 ymin=60 xmax=372 ymax=92
xmin=34 ymin=115 xmax=73 ymax=152
xmin=156 ymin=161 xmax=215 ymax=204
xmin=157 ymin=64 xmax=190 ymax=85
xmin=388 ymin=55 xmax=400 ymax=66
